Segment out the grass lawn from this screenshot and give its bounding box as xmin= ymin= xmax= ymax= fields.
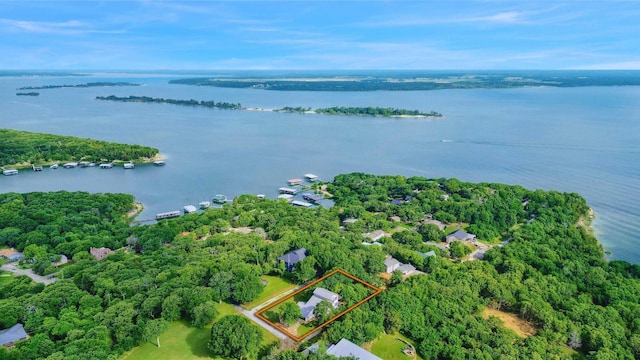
xmin=368 ymin=332 xmax=422 ymax=360
xmin=242 ymin=275 xmax=296 ymax=310
xmin=0 ymin=270 xmax=12 ymax=284
xmin=120 ymin=302 xmax=278 ymax=360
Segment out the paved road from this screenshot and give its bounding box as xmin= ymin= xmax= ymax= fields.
xmin=1 ymin=263 xmax=58 ymax=285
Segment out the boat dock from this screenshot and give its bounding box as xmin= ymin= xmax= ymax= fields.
xmin=2 ymin=169 xmax=18 ymax=176
xmin=302 ymin=193 xmax=324 ymax=203
xmin=278 ymin=194 xmax=294 ymax=202
xmin=32 ymin=165 xmax=43 ymax=171
xmin=291 ymin=200 xmax=313 ymax=208
xmin=63 ymin=162 xmax=78 ymax=168
xmin=199 ymin=201 xmax=211 ymax=209
xmin=183 ymin=205 xmax=197 ymax=214
xmin=288 ymin=178 xmax=303 ymax=186
xmin=123 ymin=162 xmax=135 ymax=169
xmin=279 ymin=187 xmax=299 ymax=195
xmin=212 ymin=194 xmax=228 ymax=204
xmin=304 ymin=173 xmax=319 ymax=182
xmin=99 ymin=163 xmax=113 ymax=169
xmin=155 ymin=211 xmax=181 ymax=220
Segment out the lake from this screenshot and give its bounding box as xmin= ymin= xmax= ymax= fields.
xmin=1 ymin=72 xmax=639 ymax=262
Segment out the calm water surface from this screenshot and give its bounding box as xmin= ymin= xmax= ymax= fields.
xmin=1 ymin=74 xmax=639 ymax=262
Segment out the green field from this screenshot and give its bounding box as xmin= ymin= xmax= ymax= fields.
xmin=241 ymin=275 xmax=296 ymax=310
xmin=0 ymin=270 xmax=12 ymax=284
xmin=121 ymin=302 xmax=278 ymax=360
xmin=369 ymin=332 xmax=422 ymax=360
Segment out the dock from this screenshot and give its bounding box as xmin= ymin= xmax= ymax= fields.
xmin=32 ymin=165 xmax=43 ymax=171
xmin=99 ymin=163 xmax=113 ymax=169
xmin=123 ymin=162 xmax=135 ymax=169
xmin=155 ymin=211 xmax=180 ymax=220
xmin=183 ymin=205 xmax=197 ymax=214
xmin=302 ymin=193 xmax=324 ymax=203
xmin=291 ymin=200 xmax=313 ymax=208
xmin=153 ymin=160 xmax=166 ymax=166
xmin=212 ymin=194 xmax=228 ymax=204
xmin=278 ymin=194 xmax=294 ymax=202
xmin=2 ymin=169 xmax=18 ymax=176
xmin=288 ymin=178 xmax=303 ymax=186
xmin=304 ymin=173 xmax=319 ymax=182
xmin=199 ymin=201 xmax=211 ymax=209
xmin=63 ymin=162 xmax=78 ymax=168
xmin=279 ymin=187 xmax=299 ymax=195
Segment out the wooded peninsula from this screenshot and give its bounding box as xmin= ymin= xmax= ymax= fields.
xmin=96 ymin=95 xmax=441 ymax=118
xmin=1 ymin=173 xmax=639 ymax=360
xmin=0 ymin=129 xmax=159 ymax=168
xmin=17 ymin=82 xmax=141 ymax=90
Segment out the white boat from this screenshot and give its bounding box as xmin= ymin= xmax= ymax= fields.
xmin=441 ymin=139 xmax=453 ymax=143
xmin=123 ymin=162 xmax=135 ymax=169
xmin=50 ymin=163 xmax=59 ymax=169
xmin=63 ymin=162 xmax=78 ymax=168
xmin=153 ymin=160 xmax=166 ymax=166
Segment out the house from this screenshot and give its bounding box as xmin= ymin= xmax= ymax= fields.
xmin=277 ymin=248 xmax=306 ymax=271
xmin=446 ymin=229 xmax=476 ymax=244
xmin=363 ymin=230 xmax=385 ymax=242
xmin=388 ymin=215 xmax=402 ymax=222
xmin=384 ymin=257 xmax=400 ymax=273
xmin=7 ymin=253 xmax=24 ymax=262
xmin=0 ymin=323 xmax=28 ymax=348
xmin=89 ymin=247 xmax=115 ymax=261
xmin=390 ymin=199 xmax=404 ymax=206
xmin=326 ymin=338 xmax=382 ymax=360
xmin=297 ymin=287 xmax=340 ymax=322
xmin=398 ymin=263 xmax=416 ymax=275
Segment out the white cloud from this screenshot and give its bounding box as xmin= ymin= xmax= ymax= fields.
xmin=0 ymin=18 xmax=124 ymax=35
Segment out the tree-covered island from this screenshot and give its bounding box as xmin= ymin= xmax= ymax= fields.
xmin=0 ymin=129 xmax=160 ymax=168
xmin=15 ymin=92 xmax=39 ymax=96
xmin=17 ymin=82 xmax=141 ymax=90
xmin=1 ymin=173 xmax=639 ymax=359
xmin=96 ymin=95 xmax=442 ymax=118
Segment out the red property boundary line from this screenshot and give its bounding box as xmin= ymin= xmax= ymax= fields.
xmin=254 ymin=269 xmax=382 ymax=341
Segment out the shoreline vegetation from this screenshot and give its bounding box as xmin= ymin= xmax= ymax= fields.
xmin=95 ymin=95 xmax=443 ymax=118
xmin=168 ymin=71 xmax=640 ymax=91
xmin=17 ymin=82 xmax=141 ymax=90
xmin=0 ymin=128 xmax=160 ymax=169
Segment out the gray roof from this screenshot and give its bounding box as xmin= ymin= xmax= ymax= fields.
xmin=384 ymin=258 xmax=400 ymax=267
xmin=313 ymin=287 xmax=339 ymax=302
xmin=0 ymin=323 xmax=28 ymax=346
xmin=327 ymin=338 xmax=382 ymax=360
xmin=277 ymin=248 xmax=306 ymax=266
xmin=448 ymin=229 xmax=474 ymax=240
xmin=398 ymin=264 xmax=416 ymax=274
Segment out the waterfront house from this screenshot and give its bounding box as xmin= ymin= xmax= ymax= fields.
xmin=277 ymin=248 xmax=306 ymax=271
xmin=446 ymin=229 xmax=477 ymax=244
xmin=7 ymin=253 xmax=24 ymax=262
xmin=297 ymin=287 xmax=340 ymax=321
xmin=0 ymin=323 xmax=28 ymax=348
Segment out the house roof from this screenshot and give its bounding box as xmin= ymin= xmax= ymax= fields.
xmin=90 ymin=247 xmax=114 ymax=261
xmin=384 ymin=258 xmax=400 ymax=267
xmin=417 ymin=250 xmax=437 ymax=258
xmin=327 ymin=338 xmax=382 ymax=360
xmin=448 ymin=229 xmax=474 ymax=240
xmin=277 ymin=248 xmax=306 ymax=266
xmin=298 ymin=288 xmax=339 ymax=320
xmin=7 ymin=253 xmax=24 ymax=261
xmin=398 ymin=264 xmax=416 ymax=274
xmin=313 ymin=287 xmax=339 ymax=301
xmin=0 ymin=323 xmax=28 ymax=346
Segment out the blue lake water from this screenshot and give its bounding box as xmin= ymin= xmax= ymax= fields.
xmin=1 ymin=73 xmax=639 ymax=262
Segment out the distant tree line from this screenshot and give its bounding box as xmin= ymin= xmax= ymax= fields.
xmin=17 ymin=82 xmax=141 ymax=90
xmin=96 ymin=95 xmax=242 ymax=110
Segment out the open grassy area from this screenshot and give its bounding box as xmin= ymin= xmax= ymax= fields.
xmin=120 ymin=302 xmax=278 ymax=360
xmin=368 ymin=332 xmax=422 ymax=360
xmin=241 ymin=275 xmax=296 ymax=310
xmin=0 ymin=270 xmax=12 ymax=284
xmin=481 ymin=308 xmax=536 ymax=338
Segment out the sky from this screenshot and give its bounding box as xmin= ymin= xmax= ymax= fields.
xmin=1 ymin=0 xmax=639 ymax=70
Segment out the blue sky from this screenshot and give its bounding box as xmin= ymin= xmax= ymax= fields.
xmin=1 ymin=0 xmax=639 ymax=70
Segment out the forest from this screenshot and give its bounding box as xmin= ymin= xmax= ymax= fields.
xmin=1 ymin=173 xmax=639 ymax=359
xmin=278 ymin=107 xmax=442 ymax=117
xmin=0 ymin=129 xmax=159 ymax=167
